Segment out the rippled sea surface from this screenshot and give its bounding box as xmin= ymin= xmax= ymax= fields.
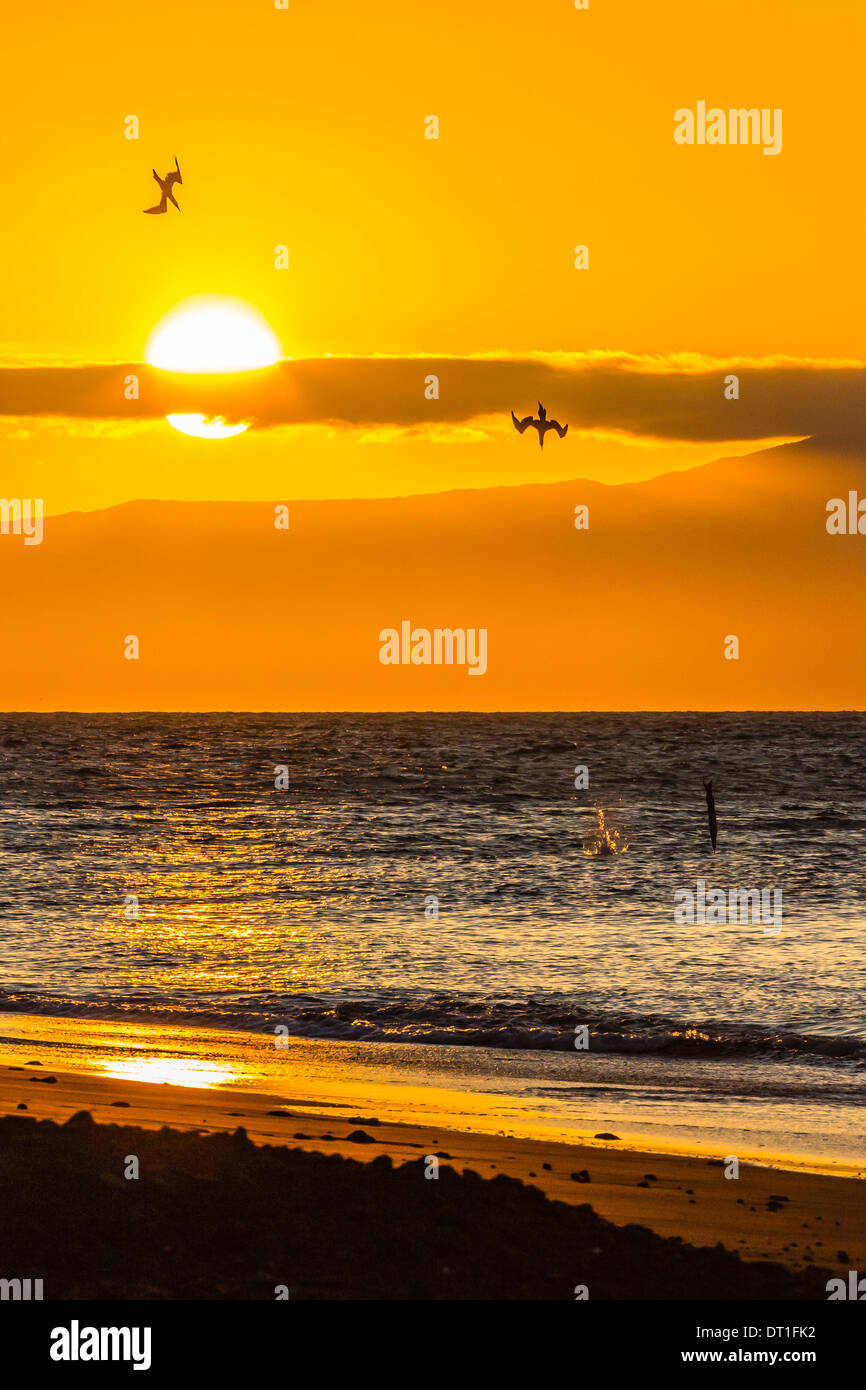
xmin=0 ymin=712 xmax=864 ymax=1071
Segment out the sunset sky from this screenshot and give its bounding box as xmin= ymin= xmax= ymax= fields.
xmin=2 ymin=1 xmax=865 ymax=710
xmin=3 ymin=0 xmax=864 ymax=514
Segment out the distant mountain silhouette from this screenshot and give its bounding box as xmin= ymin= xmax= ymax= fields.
xmin=2 ymin=437 xmax=865 ymax=709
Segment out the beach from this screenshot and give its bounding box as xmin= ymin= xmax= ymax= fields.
xmin=1 ymin=712 xmax=864 ymax=1301
xmin=1 ymin=1028 xmax=863 ymax=1298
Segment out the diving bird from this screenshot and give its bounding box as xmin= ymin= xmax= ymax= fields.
xmin=704 ymin=778 xmax=718 ymax=852
xmin=511 ymin=402 xmax=568 ymax=448
xmin=143 ymin=157 xmax=182 ymax=214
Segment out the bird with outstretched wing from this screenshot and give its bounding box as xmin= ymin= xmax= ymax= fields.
xmin=511 ymin=401 xmax=568 ymax=448
xmin=143 ymin=157 xmax=183 ymax=214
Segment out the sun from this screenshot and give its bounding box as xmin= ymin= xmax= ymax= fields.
xmin=145 ymin=296 xmax=282 ymax=439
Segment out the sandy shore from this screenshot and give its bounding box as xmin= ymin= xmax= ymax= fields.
xmin=2 ymin=1061 xmax=863 ymax=1286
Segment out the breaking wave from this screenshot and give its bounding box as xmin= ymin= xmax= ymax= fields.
xmin=0 ymin=987 xmax=863 ymax=1063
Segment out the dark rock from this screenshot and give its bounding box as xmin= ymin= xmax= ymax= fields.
xmin=0 ymin=1111 xmax=837 ymax=1301
xmin=345 ymin=1130 xmax=376 ymax=1144
xmin=111 ymin=1101 xmax=130 ymax=1108
xmin=571 ymin=1170 xmax=591 ymax=1183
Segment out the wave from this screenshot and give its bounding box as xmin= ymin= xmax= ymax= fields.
xmin=1 ymin=988 xmax=863 ymax=1063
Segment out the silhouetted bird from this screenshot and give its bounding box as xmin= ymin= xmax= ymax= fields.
xmin=511 ymin=401 xmax=568 ymax=448
xmin=143 ymin=157 xmax=182 ymax=214
xmin=704 ymin=778 xmax=718 ymax=852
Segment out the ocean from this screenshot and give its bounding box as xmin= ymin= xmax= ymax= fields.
xmin=1 ymin=712 xmax=864 ymax=1166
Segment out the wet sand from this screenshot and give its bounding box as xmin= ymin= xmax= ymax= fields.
xmin=2 ymin=1061 xmax=863 ymax=1291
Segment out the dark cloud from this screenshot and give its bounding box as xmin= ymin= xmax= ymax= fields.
xmin=0 ymin=355 xmax=863 ymax=443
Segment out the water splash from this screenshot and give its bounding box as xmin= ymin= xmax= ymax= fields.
xmin=583 ymin=806 xmax=629 ymax=857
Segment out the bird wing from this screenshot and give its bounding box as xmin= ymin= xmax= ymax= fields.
xmin=166 ymin=187 xmax=181 ymax=210
xmin=143 ymin=192 xmax=168 ymax=214
xmin=551 ymin=420 xmax=568 ymax=438
xmin=511 ymin=411 xmax=532 ymax=433
xmin=704 ymin=780 xmax=718 ymax=849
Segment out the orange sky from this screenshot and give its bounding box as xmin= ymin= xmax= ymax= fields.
xmin=3 ymin=442 xmax=865 ymax=711
xmin=2 ymin=1 xmax=865 ymax=710
xmin=2 ymin=0 xmax=864 ymax=511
